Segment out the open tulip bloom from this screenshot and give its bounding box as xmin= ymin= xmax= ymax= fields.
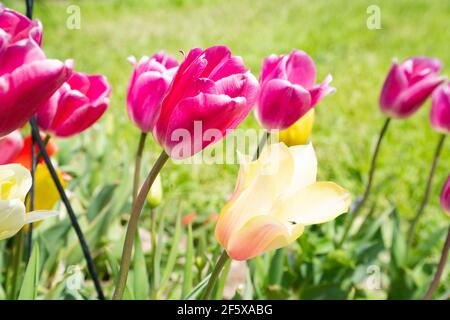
xmin=0 ymin=8 xmax=72 ymax=138
xmin=256 ymin=49 xmax=335 ymax=130
xmin=0 ymin=164 xmax=58 ymax=240
xmin=36 ymin=70 xmax=111 ymax=137
xmin=215 ymin=142 xmax=351 ymax=261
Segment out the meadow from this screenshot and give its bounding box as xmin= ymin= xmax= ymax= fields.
xmin=1 ymin=0 xmax=449 ymax=299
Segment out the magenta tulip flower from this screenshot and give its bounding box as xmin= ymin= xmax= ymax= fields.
xmin=153 ymin=46 xmax=259 ymax=159
xmin=0 ymin=130 xmax=23 ymax=165
xmin=127 ymin=51 xmax=179 ymax=133
xmin=441 ymin=175 xmax=450 ymax=216
xmin=0 ymin=5 xmax=42 ymax=46
xmin=380 ymin=57 xmax=444 ymax=119
xmin=430 ymin=83 xmax=450 ymax=134
xmin=36 ymin=70 xmax=111 ymax=137
xmin=0 ymin=31 xmax=72 ymax=137
xmin=256 ymin=49 xmax=335 ymax=130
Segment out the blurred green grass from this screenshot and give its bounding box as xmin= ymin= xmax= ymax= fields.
xmin=3 ymin=0 xmax=450 ymax=298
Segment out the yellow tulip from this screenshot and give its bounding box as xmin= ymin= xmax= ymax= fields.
xmin=26 ymin=163 xmax=66 ymax=211
xmin=0 ymin=164 xmax=57 ymax=240
xmin=215 ymin=143 xmax=351 ymax=260
xmin=277 ymin=109 xmax=315 ymax=146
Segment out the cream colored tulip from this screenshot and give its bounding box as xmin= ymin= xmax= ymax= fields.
xmin=0 ymin=164 xmax=57 ymax=240
xmin=215 ymin=143 xmax=351 ymax=260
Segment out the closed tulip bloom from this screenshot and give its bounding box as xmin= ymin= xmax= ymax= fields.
xmin=380 ymin=57 xmax=444 ymax=119
xmin=256 ymin=49 xmax=335 ymax=130
xmin=277 ymin=109 xmax=315 ymax=146
xmin=0 ymin=164 xmax=57 ymax=240
xmin=153 ymin=46 xmax=259 ymax=159
xmin=36 ymin=71 xmax=111 ymax=137
xmin=0 ymin=130 xmax=23 ymax=165
xmin=430 ymin=83 xmax=450 ymax=134
xmin=215 ymin=143 xmax=351 ymax=260
xmin=441 ymin=175 xmax=450 ymax=216
xmin=0 ymin=30 xmax=72 ymax=137
xmin=0 ymin=5 xmax=42 ymax=46
xmin=127 ymin=51 xmax=179 ymax=132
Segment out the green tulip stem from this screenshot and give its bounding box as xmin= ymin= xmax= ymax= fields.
xmin=424 ymin=225 xmax=450 ymax=300
xmin=201 ymin=250 xmax=230 ymax=300
xmin=113 ymin=151 xmax=169 ymax=300
xmin=133 ymin=132 xmax=148 ymax=203
xmin=338 ymin=117 xmax=391 ymax=247
xmin=407 ymin=134 xmax=446 ymax=248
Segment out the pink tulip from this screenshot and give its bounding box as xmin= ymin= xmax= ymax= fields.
xmin=256 ymin=49 xmax=335 ymax=130
xmin=441 ymin=175 xmax=450 ymax=215
xmin=430 ymin=83 xmax=450 ymax=134
xmin=0 ymin=30 xmax=72 ymax=138
xmin=0 ymin=130 xmax=23 ymax=165
xmin=380 ymin=57 xmax=444 ymax=119
xmin=153 ymin=46 xmax=259 ymax=159
xmin=0 ymin=5 xmax=42 ymax=46
xmin=36 ymin=70 xmax=111 ymax=137
xmin=127 ymin=51 xmax=179 ymax=132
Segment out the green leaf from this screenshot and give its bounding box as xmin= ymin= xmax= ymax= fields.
xmin=182 ymin=224 xmax=194 ymax=298
xmin=133 ymin=233 xmax=149 ymax=300
xmin=160 ymin=213 xmax=182 ymax=292
xmin=184 ymin=274 xmax=211 ymax=300
xmin=268 ymin=248 xmax=285 ymax=286
xmin=18 ymin=244 xmax=40 ymax=300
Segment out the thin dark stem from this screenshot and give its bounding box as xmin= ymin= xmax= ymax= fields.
xmin=133 ymin=132 xmax=147 ymax=203
xmin=26 ymin=120 xmax=37 ymax=262
xmin=424 ymin=226 xmax=450 ymax=300
xmin=25 ymin=0 xmax=34 ymax=19
xmin=201 ymin=250 xmax=230 ymax=300
xmin=30 ymin=120 xmax=105 ymax=300
xmin=338 ymin=118 xmax=391 ymax=247
xmin=253 ymin=131 xmax=271 ymax=161
xmin=113 ymin=151 xmax=169 ymax=300
xmin=407 ymin=134 xmax=446 ymax=248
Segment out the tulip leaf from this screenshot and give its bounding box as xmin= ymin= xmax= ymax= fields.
xmin=160 ymin=212 xmax=182 ymax=292
xmin=182 ymin=224 xmax=194 ymax=298
xmin=184 ymin=273 xmax=211 ymax=300
xmin=268 ymin=248 xmax=285 ymax=286
xmin=18 ymin=243 xmax=40 ymax=300
xmin=133 ymin=233 xmax=149 ymax=300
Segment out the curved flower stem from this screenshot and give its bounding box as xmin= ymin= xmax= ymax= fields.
xmin=30 ymin=120 xmax=105 ymax=300
xmin=201 ymin=250 xmax=230 ymax=300
xmin=338 ymin=118 xmax=391 ymax=247
xmin=407 ymin=134 xmax=446 ymax=248
xmin=133 ymin=132 xmax=147 ymax=203
xmin=25 ymin=0 xmax=34 ymax=19
xmin=254 ymin=131 xmax=271 ymax=161
xmin=424 ymin=225 xmax=450 ymax=300
xmin=113 ymin=151 xmax=169 ymax=300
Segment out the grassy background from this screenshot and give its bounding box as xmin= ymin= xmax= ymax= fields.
xmin=2 ymin=0 xmax=450 ymax=299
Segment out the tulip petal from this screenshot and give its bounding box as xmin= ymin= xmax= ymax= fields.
xmin=260 ymin=54 xmax=283 ymax=83
xmin=274 ymin=181 xmax=351 ymax=226
xmin=309 ymin=74 xmax=336 ymax=107
xmin=287 ymin=143 xmax=317 ymax=193
xmin=225 ymin=215 xmax=302 ymax=261
xmin=158 ymin=93 xmax=250 ymax=159
xmin=257 ymin=79 xmax=311 ymax=130
xmin=285 ymin=50 xmax=317 ymax=89
xmin=430 ymin=84 xmax=450 ymax=134
xmin=379 ymin=62 xmax=409 ymax=115
xmin=0 ymin=38 xmax=45 ymax=76
xmin=0 ymin=131 xmax=23 ymax=165
xmin=0 ymin=164 xmax=31 ymax=201
xmin=0 ymin=199 xmax=25 ymax=240
xmin=24 ymin=210 xmax=58 ymax=224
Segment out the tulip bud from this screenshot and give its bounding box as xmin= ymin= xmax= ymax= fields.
xmin=0 ymin=131 xmax=23 ymax=165
xmin=441 ymin=175 xmax=450 ymax=216
xmin=215 ymin=143 xmax=350 ymax=260
xmin=380 ymin=57 xmax=444 ymax=119
xmin=127 ymin=51 xmax=179 ymax=133
xmin=0 ymin=164 xmax=58 ymax=240
xmin=430 ymin=83 xmax=450 ymax=134
xmin=277 ymin=109 xmax=315 ymax=146
xmin=147 ymin=174 xmax=163 ymax=208
xmin=256 ymin=49 xmax=335 ymax=130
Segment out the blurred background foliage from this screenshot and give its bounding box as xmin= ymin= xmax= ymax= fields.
xmin=1 ymin=0 xmax=449 ymax=299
